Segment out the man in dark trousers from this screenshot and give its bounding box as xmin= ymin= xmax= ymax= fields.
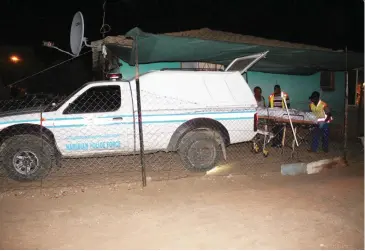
xmin=268 ymin=85 xmax=290 ymax=147
xmin=308 ymin=91 xmax=333 ymax=152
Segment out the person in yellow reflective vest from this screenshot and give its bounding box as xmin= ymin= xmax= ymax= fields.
xmin=308 ymin=91 xmax=333 ymax=153
xmin=268 ymin=85 xmax=290 ymax=109
xmin=268 ymin=85 xmax=290 ymax=147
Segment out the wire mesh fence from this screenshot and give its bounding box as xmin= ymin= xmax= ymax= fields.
xmin=0 ymin=88 xmax=363 ymax=193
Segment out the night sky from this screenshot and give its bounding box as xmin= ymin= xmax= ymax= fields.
xmin=2 ymin=0 xmax=364 ymax=51
xmin=0 ymin=0 xmax=364 ymax=91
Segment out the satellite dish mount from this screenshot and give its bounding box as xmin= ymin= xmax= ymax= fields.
xmin=42 ymin=11 xmax=92 ymax=57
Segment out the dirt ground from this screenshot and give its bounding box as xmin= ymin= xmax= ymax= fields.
xmin=0 ymin=160 xmax=363 ymax=250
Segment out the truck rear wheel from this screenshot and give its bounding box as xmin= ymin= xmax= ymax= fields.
xmin=178 ymin=130 xmax=222 ymax=172
xmin=0 ymin=134 xmax=54 ymax=181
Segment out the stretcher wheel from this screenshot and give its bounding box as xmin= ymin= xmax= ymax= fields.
xmin=263 ymin=149 xmax=269 ymax=157
xmin=253 ymin=143 xmax=260 ymax=153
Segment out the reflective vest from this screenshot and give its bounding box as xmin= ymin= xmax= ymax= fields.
xmin=310 ymin=100 xmax=333 ymax=123
xmin=268 ymin=92 xmax=289 ymax=108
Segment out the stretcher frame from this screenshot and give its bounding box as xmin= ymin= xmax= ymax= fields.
xmin=253 ymin=114 xmax=317 ymax=159
xmin=253 ymin=90 xmax=319 ymax=158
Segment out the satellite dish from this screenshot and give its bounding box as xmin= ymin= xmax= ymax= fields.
xmin=70 ymin=11 xmax=85 ymax=56
xmin=42 ymin=11 xmax=92 ymax=57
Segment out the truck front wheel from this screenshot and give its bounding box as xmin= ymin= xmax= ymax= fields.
xmin=178 ymin=130 xmax=222 ymax=172
xmin=0 ymin=134 xmax=54 ymax=181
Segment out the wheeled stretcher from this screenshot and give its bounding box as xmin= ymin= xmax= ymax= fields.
xmin=253 ymin=107 xmax=318 ymax=158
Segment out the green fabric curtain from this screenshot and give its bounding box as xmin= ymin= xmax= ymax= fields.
xmin=105 ymin=27 xmax=364 ymax=75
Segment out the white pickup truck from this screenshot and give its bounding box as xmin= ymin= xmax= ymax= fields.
xmin=0 ymin=52 xmax=267 ymax=181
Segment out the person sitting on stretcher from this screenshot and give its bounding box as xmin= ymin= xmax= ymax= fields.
xmin=308 ymin=91 xmax=333 ymax=153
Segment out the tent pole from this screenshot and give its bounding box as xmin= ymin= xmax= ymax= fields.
xmin=344 ymin=47 xmax=349 ymax=162
xmin=101 ymin=45 xmax=106 ymax=80
xmin=356 ymin=69 xmax=363 ymax=135
xmin=135 ymin=38 xmax=147 ymax=187
xmin=358 ymin=81 xmax=364 ymax=135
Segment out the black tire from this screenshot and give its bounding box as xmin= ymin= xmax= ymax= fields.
xmin=0 ymin=134 xmax=54 ymax=181
xmin=178 ymin=130 xmax=222 ymax=172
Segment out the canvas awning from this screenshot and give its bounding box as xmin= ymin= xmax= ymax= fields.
xmin=105 ymin=27 xmax=364 ymax=75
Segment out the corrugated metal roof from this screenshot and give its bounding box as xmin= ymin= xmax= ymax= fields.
xmin=165 ymin=28 xmax=333 ymax=51
xmin=100 ymin=28 xmax=332 ymax=51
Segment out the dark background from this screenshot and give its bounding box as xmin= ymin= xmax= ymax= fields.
xmin=0 ymin=0 xmax=364 ymax=95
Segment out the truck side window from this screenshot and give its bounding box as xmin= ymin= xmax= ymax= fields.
xmin=63 ymin=85 xmax=121 ymax=114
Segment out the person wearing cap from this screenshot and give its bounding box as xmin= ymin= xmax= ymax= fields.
xmin=268 ymin=85 xmax=290 ymax=147
xmin=253 ymin=86 xmax=266 ymax=108
xmin=308 ymin=91 xmax=333 ymax=153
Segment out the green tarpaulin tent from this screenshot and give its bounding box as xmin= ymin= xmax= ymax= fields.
xmin=105 ymin=27 xmax=364 ymax=75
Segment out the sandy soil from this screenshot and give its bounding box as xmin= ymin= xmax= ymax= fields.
xmin=0 ymin=161 xmax=363 ymax=250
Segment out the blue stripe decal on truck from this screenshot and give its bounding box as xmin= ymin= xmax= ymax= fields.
xmin=0 ymin=111 xmax=255 ymax=127
xmin=0 ymin=119 xmax=40 ymax=125
xmin=100 ymin=116 xmax=253 ymax=126
xmin=66 ymin=134 xmax=122 ymax=140
xmin=0 ymin=117 xmax=84 ymax=125
xmin=97 ymin=110 xmax=256 ymax=119
xmin=42 ymin=116 xmax=252 ymax=129
xmin=46 ymin=124 xmax=85 ymax=129
xmin=53 ymin=117 xmax=84 ymax=121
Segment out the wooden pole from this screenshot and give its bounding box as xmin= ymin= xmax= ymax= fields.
xmin=356 ymin=69 xmax=364 ymax=135
xmin=135 ymin=38 xmax=147 ymax=187
xmin=344 ymin=47 xmax=349 ymax=161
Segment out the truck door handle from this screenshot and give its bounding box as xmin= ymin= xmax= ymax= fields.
xmin=112 ymin=117 xmax=123 ymax=121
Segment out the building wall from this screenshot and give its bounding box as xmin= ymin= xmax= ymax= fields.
xmin=118 ymin=61 xmax=345 ymax=128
